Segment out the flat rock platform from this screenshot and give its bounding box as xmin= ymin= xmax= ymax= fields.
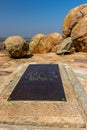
xmin=0 ymin=62 xmax=87 ymax=129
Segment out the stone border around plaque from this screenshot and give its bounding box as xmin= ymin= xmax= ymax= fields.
xmin=0 ymin=62 xmax=86 ymax=128
xmin=0 ymin=124 xmax=87 ymax=130
xmin=61 ymin=63 xmax=87 ymax=123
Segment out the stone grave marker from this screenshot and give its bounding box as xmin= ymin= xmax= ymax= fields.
xmin=8 ymin=64 xmax=66 ymax=101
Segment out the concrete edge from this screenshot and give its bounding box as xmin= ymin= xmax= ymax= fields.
xmin=60 ymin=63 xmax=87 ymax=120
xmin=0 ymin=62 xmax=37 ymax=97
xmin=0 ymin=124 xmax=86 ymax=130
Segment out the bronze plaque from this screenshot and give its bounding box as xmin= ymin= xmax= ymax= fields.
xmin=8 ymin=64 xmax=66 ymax=101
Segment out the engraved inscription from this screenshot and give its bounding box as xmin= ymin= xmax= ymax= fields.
xmin=25 ymin=71 xmax=58 ymax=81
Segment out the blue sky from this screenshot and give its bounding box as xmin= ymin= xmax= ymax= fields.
xmin=0 ymin=0 xmax=87 ymax=38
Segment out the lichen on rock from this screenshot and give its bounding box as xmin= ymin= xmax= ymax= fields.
xmin=71 ymin=16 xmax=87 ymax=52
xmin=62 ymin=4 xmax=87 ymax=38
xmin=4 ymin=36 xmax=29 ymax=58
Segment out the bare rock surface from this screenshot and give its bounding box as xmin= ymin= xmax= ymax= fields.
xmin=71 ymin=16 xmax=87 ymax=52
xmin=48 ymin=32 xmax=63 ymax=52
xmin=29 ymin=35 xmax=54 ymax=54
xmin=0 ymin=50 xmax=87 ymax=94
xmin=62 ymin=4 xmax=87 ymax=38
xmin=4 ymin=36 xmax=29 ymax=58
xmin=30 ymin=33 xmax=45 ymax=40
xmin=0 ymin=62 xmax=86 ymax=128
xmin=0 ymin=50 xmax=87 ymax=128
xmin=29 ymin=33 xmax=45 ymax=54
xmin=0 ymin=43 xmax=4 ymax=50
xmin=29 ymin=33 xmax=63 ymax=54
xmin=57 ymin=37 xmax=75 ymax=54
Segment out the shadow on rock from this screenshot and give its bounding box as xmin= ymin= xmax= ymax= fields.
xmin=23 ymin=54 xmax=33 ymax=58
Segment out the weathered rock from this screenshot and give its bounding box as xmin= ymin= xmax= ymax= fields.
xmin=57 ymin=37 xmax=75 ymax=55
xmin=29 ymin=35 xmax=55 ymax=54
xmin=30 ymin=34 xmax=45 ymax=41
xmin=4 ymin=36 xmax=29 ymax=58
xmin=29 ymin=38 xmax=41 ymax=54
xmin=29 ymin=33 xmax=63 ymax=54
xmin=62 ymin=4 xmax=87 ymax=38
xmin=71 ymin=16 xmax=87 ymax=52
xmin=29 ymin=34 xmax=45 ymax=54
xmin=48 ymin=32 xmax=63 ymax=52
xmin=0 ymin=43 xmax=4 ymax=50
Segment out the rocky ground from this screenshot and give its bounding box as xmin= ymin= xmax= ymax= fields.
xmin=0 ymin=48 xmax=87 ymax=94
xmin=0 ymin=46 xmax=87 ymax=129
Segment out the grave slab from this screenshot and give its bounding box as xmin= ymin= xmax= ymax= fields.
xmin=8 ymin=64 xmax=66 ymax=101
xmin=0 ymin=63 xmax=86 ymax=128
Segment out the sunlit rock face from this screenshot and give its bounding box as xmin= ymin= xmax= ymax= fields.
xmin=30 ymin=34 xmax=45 ymax=41
xmin=29 ymin=33 xmax=63 ymax=54
xmin=71 ymin=16 xmax=87 ymax=52
xmin=62 ymin=4 xmax=87 ymax=38
xmin=62 ymin=4 xmax=87 ymax=52
xmin=4 ymin=36 xmax=29 ymax=58
xmin=29 ymin=33 xmax=45 ymax=54
xmin=48 ymin=32 xmax=63 ymax=52
xmin=57 ymin=37 xmax=74 ymax=55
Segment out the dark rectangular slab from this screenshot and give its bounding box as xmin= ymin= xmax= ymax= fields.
xmin=8 ymin=64 xmax=66 ymax=101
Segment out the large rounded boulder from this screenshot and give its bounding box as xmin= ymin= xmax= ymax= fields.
xmin=48 ymin=32 xmax=63 ymax=52
xmin=71 ymin=16 xmax=87 ymax=52
xmin=30 ymin=33 xmax=45 ymax=41
xmin=36 ymin=35 xmax=54 ymax=53
xmin=29 ymin=35 xmax=54 ymax=54
xmin=29 ymin=33 xmax=63 ymax=54
xmin=4 ymin=36 xmax=29 ymax=58
xmin=29 ymin=33 xmax=45 ymax=54
xmin=62 ymin=4 xmax=87 ymax=38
